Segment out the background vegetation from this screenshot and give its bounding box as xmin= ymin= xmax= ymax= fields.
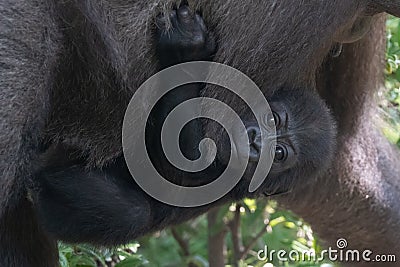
xmin=383 ymin=17 xmax=400 ymax=148
xmin=58 ymin=17 xmax=400 ymax=267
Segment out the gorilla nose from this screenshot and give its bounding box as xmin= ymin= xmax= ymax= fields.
xmin=246 ymin=126 xmax=261 ymax=162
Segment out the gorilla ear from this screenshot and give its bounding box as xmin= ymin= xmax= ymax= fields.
xmin=370 ymin=1 xmax=400 ymax=17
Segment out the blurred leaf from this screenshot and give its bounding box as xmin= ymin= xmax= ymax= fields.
xmin=69 ymin=255 xmax=97 ymax=267
xmin=243 ymin=199 xmax=257 ymax=212
xmin=115 ymin=255 xmax=147 ymax=267
xmin=186 ymin=255 xmax=209 ymax=267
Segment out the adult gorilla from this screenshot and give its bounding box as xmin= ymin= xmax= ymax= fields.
xmin=1 ymin=0 xmax=400 ymax=266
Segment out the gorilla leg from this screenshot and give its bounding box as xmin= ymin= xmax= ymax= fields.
xmin=34 ymin=155 xmax=151 ymax=245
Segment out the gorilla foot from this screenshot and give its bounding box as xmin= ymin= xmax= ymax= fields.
xmin=156 ymin=5 xmax=216 ymax=67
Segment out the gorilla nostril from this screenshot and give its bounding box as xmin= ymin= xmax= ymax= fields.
xmin=246 ymin=126 xmax=262 ymax=161
xmin=178 ymin=6 xmax=190 ymax=18
xmin=177 ymin=5 xmax=192 ymax=23
xmin=246 ymin=126 xmax=260 ymax=144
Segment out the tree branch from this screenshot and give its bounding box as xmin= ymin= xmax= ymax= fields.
xmin=239 ymin=225 xmax=268 ymax=260
xmin=207 ymin=207 xmax=227 ymax=267
xmin=171 ymin=227 xmax=191 ymax=257
xmin=227 ymin=203 xmax=243 ymax=266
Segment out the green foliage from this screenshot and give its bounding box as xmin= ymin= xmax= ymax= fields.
xmin=58 ymin=202 xmax=334 ymax=267
xmin=384 ymin=16 xmax=400 ymax=147
xmin=58 ymin=243 xmax=148 ymax=267
xmin=59 ymin=17 xmax=400 ymax=267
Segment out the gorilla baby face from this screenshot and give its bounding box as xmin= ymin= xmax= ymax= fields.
xmin=265 ymin=89 xmax=336 ymax=195
xmin=214 ymin=88 xmax=336 ymax=198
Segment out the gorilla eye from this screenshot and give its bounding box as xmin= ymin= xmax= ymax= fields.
xmin=265 ymin=112 xmax=281 ymax=128
xmin=265 ymin=113 xmax=275 ymax=128
xmin=274 ymin=145 xmax=287 ymax=162
xmin=273 ymin=112 xmax=281 ymax=128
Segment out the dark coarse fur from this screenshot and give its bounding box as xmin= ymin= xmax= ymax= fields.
xmin=1 ymin=0 xmax=400 ymax=266
xmin=33 ymin=148 xmax=210 ymax=246
xmin=31 ymin=5 xmax=336 ymax=247
xmin=31 ymin=0 xmax=370 ymax=168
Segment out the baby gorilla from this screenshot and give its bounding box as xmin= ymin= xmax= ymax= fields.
xmin=33 ymin=5 xmax=336 ymax=245
xmin=238 ymin=88 xmax=336 ymax=197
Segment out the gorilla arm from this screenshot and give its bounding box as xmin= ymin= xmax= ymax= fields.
xmin=0 ymin=1 xmax=61 ymax=266
xmin=371 ymin=0 xmax=400 ymax=17
xmin=279 ymin=15 xmax=400 ymax=265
